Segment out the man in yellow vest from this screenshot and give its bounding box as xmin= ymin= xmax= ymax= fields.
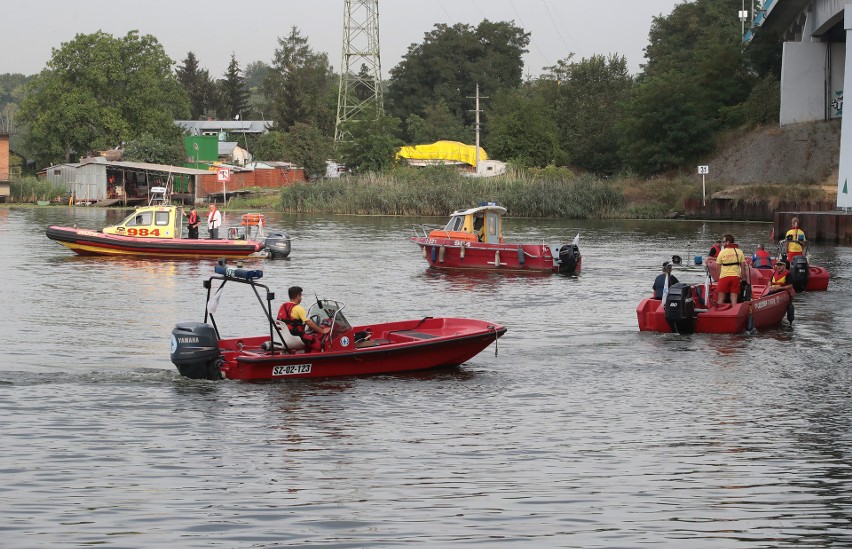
xmin=716 ymin=233 xmax=745 ymax=306
xmin=785 ymin=217 xmax=806 ymax=261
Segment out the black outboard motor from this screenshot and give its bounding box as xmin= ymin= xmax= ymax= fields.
xmin=557 ymin=244 xmax=581 ymax=275
xmin=789 ymin=256 xmax=809 ymax=293
xmin=263 ymin=231 xmax=292 ymax=259
xmin=664 ymin=283 xmax=696 ymax=334
xmin=170 ymin=322 xmax=222 ymax=380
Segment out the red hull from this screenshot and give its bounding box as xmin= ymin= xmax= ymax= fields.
xmin=747 ymin=263 xmax=830 ymax=291
xmin=46 ymin=225 xmax=262 ymax=257
xmin=708 ymin=258 xmax=830 ymax=291
xmin=217 ymin=317 xmax=506 ymax=381
xmin=411 ymin=237 xmax=579 ymax=273
xmin=637 ymin=284 xmax=794 ymax=334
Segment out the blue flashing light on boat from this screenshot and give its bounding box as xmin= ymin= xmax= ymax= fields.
xmin=214 ymin=264 xmax=263 ymax=281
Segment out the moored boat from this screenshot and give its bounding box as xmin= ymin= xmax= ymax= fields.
xmin=46 ymin=204 xmax=290 ymax=259
xmin=170 ymin=262 xmax=506 ymax=381
xmin=637 ymin=269 xmax=795 ymax=334
xmin=410 ymin=203 xmax=581 ymax=275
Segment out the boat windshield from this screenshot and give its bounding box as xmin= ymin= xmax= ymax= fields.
xmin=306 ymin=299 xmax=352 ymax=337
xmin=443 ymin=215 xmax=464 ymax=232
xmin=123 ymin=211 xmax=153 ymax=226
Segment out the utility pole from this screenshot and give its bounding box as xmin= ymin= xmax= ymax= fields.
xmin=335 ymin=0 xmax=383 ymax=143
xmin=468 ymin=84 xmax=488 ymax=174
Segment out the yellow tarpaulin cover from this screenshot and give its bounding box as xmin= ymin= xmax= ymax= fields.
xmin=396 ymin=141 xmax=488 ymax=166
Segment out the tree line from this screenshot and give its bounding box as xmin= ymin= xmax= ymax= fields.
xmin=1 ymin=0 xmax=781 ymax=179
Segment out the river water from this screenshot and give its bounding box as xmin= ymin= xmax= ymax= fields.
xmin=1 ymin=206 xmax=851 ymax=548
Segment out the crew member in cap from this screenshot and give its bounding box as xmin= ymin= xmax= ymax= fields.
xmin=652 ymin=261 xmax=679 ymax=299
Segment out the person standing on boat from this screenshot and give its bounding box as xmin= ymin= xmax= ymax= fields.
xmin=716 ymin=233 xmax=745 ymax=306
xmin=207 ymin=203 xmax=222 ymax=240
xmin=752 ymin=243 xmax=772 ymax=269
xmin=181 ymin=207 xmax=200 ymax=239
xmin=277 ymin=286 xmax=331 ymax=352
xmin=785 ymin=217 xmax=806 ymax=261
xmin=652 ymin=261 xmax=678 ymax=299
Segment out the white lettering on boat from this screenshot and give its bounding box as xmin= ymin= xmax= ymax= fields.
xmin=272 ymin=364 xmax=312 ymax=376
xmin=752 ymin=296 xmax=779 ymax=311
xmin=177 ymin=337 xmax=200 ymax=344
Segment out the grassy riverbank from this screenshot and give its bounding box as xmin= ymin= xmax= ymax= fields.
xmin=229 ymin=166 xmax=712 ymax=219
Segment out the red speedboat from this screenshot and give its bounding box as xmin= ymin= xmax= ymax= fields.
xmin=170 ymin=263 xmax=506 ymax=381
xmin=637 ymin=271 xmax=795 ymax=334
xmin=410 ymin=203 xmax=581 ymax=275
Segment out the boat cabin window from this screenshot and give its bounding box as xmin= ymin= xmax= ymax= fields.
xmin=155 ymin=211 xmax=170 ymax=226
xmin=484 ymin=213 xmax=499 ymax=242
xmin=125 ymin=212 xmax=152 ymax=226
xmin=443 ymin=215 xmax=464 ymax=232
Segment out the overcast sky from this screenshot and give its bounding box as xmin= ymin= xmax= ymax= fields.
xmin=2 ymin=0 xmax=684 ymax=78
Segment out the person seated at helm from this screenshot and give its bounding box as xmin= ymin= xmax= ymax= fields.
xmin=752 ymin=243 xmax=772 ymax=269
xmin=276 ymin=286 xmax=331 ymax=352
xmin=652 ymin=261 xmax=679 ymax=299
xmin=766 ymin=261 xmax=792 ymax=295
xmin=708 ymin=239 xmax=722 ymax=258
xmin=473 ymin=213 xmax=484 ymax=242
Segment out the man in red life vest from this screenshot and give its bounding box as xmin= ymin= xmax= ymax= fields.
xmin=771 ymin=261 xmax=789 ymax=287
xmin=716 ymin=233 xmax=745 ymax=306
xmin=181 ymin=207 xmax=200 ymax=239
xmin=207 ymin=203 xmax=221 ymax=240
xmin=276 ymin=286 xmax=331 ymax=352
xmin=708 ymin=239 xmax=722 ymax=258
xmin=752 ymin=243 xmax=772 ymax=269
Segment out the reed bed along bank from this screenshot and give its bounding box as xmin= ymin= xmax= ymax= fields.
xmin=275 ymin=167 xmax=626 ymax=218
xmin=5 ymin=177 xmax=67 ymax=204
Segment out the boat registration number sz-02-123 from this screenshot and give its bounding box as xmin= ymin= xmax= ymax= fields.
xmin=272 ymin=364 xmax=312 ymax=376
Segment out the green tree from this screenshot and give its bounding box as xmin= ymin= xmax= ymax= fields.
xmin=252 ymin=130 xmax=287 ymax=161
xmin=387 ymin=20 xmax=529 ymax=137
xmin=486 ymin=89 xmax=560 ymax=168
xmin=220 ymin=53 xmax=251 ymax=119
xmin=18 ymin=30 xmax=189 ymax=166
xmin=281 ymin=123 xmax=334 ymax=179
xmin=618 ymin=0 xmax=752 ymax=175
xmin=244 ymin=60 xmax=271 ymax=117
xmin=337 ymin=115 xmax=403 ymax=173
xmin=537 ymin=54 xmax=634 ymax=174
xmin=124 ymin=132 xmax=186 ymax=165
xmin=263 ymin=27 xmax=336 ymax=134
xmin=405 ymin=100 xmax=471 ymax=144
xmin=176 ymin=52 xmax=216 ymax=119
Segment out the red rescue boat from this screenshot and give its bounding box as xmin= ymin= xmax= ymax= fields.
xmin=637 ymin=269 xmax=795 ymax=334
xmin=709 ymin=256 xmax=829 ymax=292
xmin=410 ymin=203 xmax=581 ymax=275
xmin=170 ymin=262 xmax=506 ymax=381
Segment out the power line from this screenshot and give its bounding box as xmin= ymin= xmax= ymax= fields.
xmin=508 ymin=0 xmax=551 ymax=68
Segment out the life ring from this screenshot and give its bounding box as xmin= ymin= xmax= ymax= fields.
xmin=241 ymin=213 xmax=265 ymax=226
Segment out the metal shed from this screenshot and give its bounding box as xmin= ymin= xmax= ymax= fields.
xmin=45 ymin=158 xmax=212 ymax=205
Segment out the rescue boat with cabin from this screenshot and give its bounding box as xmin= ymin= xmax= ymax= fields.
xmin=636 ymin=265 xmax=795 ymax=334
xmin=46 ymin=192 xmax=290 ymax=258
xmin=169 ymin=262 xmax=506 ymax=381
xmin=410 ymin=203 xmax=581 ymax=275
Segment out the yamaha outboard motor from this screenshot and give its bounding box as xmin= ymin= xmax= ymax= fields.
xmin=664 ymin=283 xmax=696 ymax=334
xmin=789 ymin=256 xmax=809 ymax=293
xmin=263 ymin=231 xmax=292 ymax=259
xmin=170 ymin=322 xmax=222 ymax=380
xmin=557 ymin=244 xmax=581 ymax=275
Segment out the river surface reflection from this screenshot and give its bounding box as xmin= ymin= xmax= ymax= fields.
xmin=1 ymin=206 xmax=851 ymax=547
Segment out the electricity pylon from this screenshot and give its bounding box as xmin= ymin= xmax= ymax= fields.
xmin=335 ymin=0 xmax=383 ymax=143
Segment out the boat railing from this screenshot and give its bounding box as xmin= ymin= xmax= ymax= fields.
xmin=413 ymin=225 xmax=431 ymax=238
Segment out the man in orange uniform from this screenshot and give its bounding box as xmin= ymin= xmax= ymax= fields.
xmin=716 ymin=233 xmax=745 ymax=306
